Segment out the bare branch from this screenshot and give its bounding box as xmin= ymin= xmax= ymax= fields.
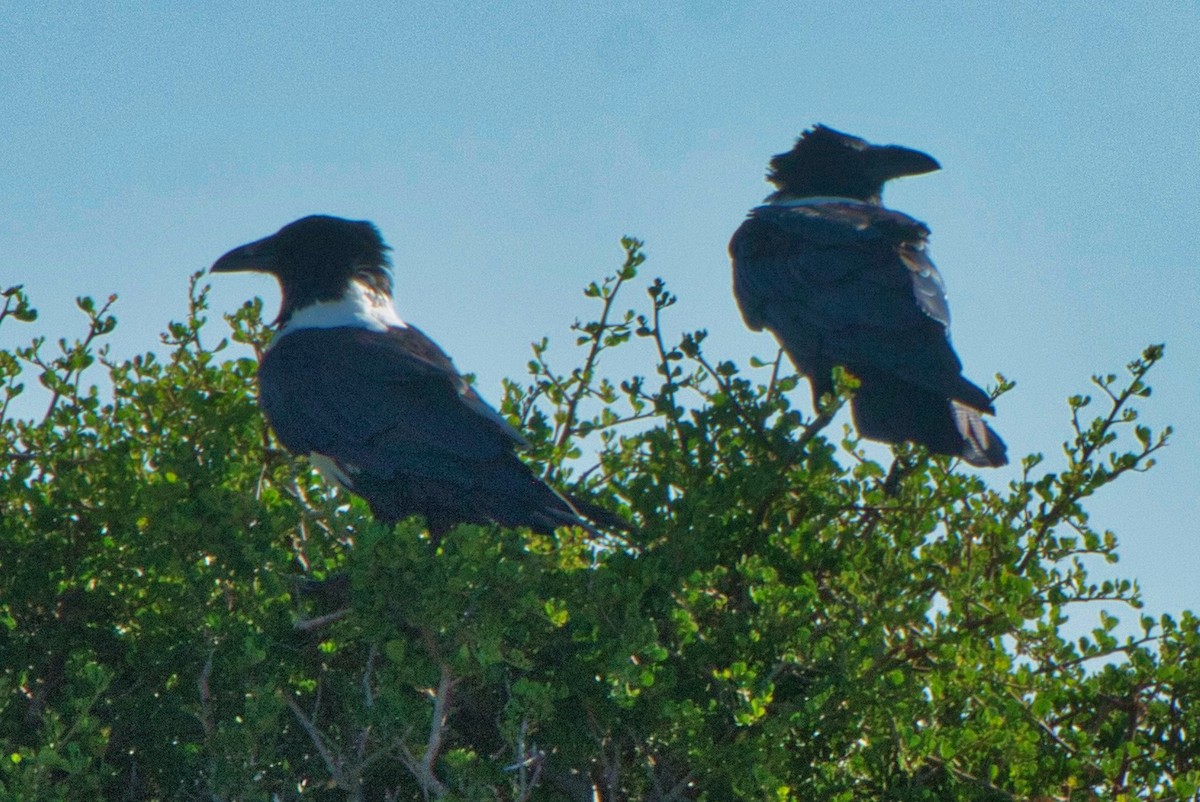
xmin=293 ymin=608 xmax=352 ymax=632
xmin=284 ymin=693 xmax=345 ymax=788
xmin=398 ymin=660 xmax=455 ymax=800
xmin=197 ymin=650 xmax=215 ymax=740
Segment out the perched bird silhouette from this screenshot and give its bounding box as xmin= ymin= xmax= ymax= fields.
xmin=729 ymin=125 xmax=1007 ymax=466
xmin=211 ymin=215 xmax=609 ymax=536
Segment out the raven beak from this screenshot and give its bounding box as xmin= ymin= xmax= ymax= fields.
xmin=870 ymin=145 xmax=941 ymax=180
xmin=210 ymin=233 xmax=278 ymax=274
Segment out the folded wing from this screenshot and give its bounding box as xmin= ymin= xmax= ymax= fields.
xmin=259 ymin=326 xmax=586 ymax=534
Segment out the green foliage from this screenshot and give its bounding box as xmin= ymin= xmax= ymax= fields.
xmin=0 ymin=247 xmax=1195 ymax=801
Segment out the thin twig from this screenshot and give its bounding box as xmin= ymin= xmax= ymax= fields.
xmin=555 ymin=273 xmax=630 ymax=451
xmin=284 ymin=694 xmax=344 ymax=787
xmin=293 ymin=608 xmax=352 ymax=632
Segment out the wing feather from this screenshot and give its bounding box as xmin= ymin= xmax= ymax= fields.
xmin=258 ymin=326 xmax=523 ymax=481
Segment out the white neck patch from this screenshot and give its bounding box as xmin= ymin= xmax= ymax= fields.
xmin=278 ymin=280 xmax=407 ymax=338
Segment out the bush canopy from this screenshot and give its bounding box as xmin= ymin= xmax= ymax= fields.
xmin=0 ymin=242 xmax=1195 ymax=801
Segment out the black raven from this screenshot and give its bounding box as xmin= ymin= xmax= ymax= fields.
xmin=729 ymin=125 xmax=1007 ymax=466
xmin=211 ymin=215 xmax=606 ymax=536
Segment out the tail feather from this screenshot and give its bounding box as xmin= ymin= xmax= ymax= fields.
xmin=358 ymin=460 xmax=629 ymax=540
xmin=951 ymin=402 xmax=1008 ymax=467
xmin=565 ymin=493 xmax=633 ymax=533
xmin=849 ymin=369 xmax=1007 ymax=467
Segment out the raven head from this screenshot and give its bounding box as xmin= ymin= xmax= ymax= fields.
xmin=766 ymin=125 xmax=940 ymax=204
xmin=211 ymin=215 xmax=393 ymax=324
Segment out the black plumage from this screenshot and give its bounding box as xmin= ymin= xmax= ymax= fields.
xmin=212 ymin=215 xmax=603 ymax=536
xmin=729 ymin=125 xmax=1007 ymax=466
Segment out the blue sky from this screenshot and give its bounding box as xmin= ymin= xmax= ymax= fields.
xmin=2 ymin=3 xmax=1197 ymax=624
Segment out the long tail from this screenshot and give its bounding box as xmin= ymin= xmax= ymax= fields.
xmin=564 ymin=493 xmax=633 ymax=533
xmin=849 ymin=372 xmax=1008 ymax=467
xmin=951 ymin=402 xmax=1008 ymax=467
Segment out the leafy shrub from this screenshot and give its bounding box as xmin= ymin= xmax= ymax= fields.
xmin=0 ymin=244 xmax=1195 ymax=801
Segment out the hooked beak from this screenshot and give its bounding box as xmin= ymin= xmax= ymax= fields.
xmin=209 ymin=233 xmax=278 ymax=275
xmin=869 ymin=145 xmax=941 ymax=181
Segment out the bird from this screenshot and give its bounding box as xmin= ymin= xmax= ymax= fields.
xmin=210 ymin=214 xmax=608 ymax=537
xmin=729 ymin=125 xmax=1007 ymax=467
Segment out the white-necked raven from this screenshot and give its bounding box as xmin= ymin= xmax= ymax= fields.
xmin=729 ymin=125 xmax=1007 ymax=466
xmin=211 ymin=215 xmax=606 ymax=536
